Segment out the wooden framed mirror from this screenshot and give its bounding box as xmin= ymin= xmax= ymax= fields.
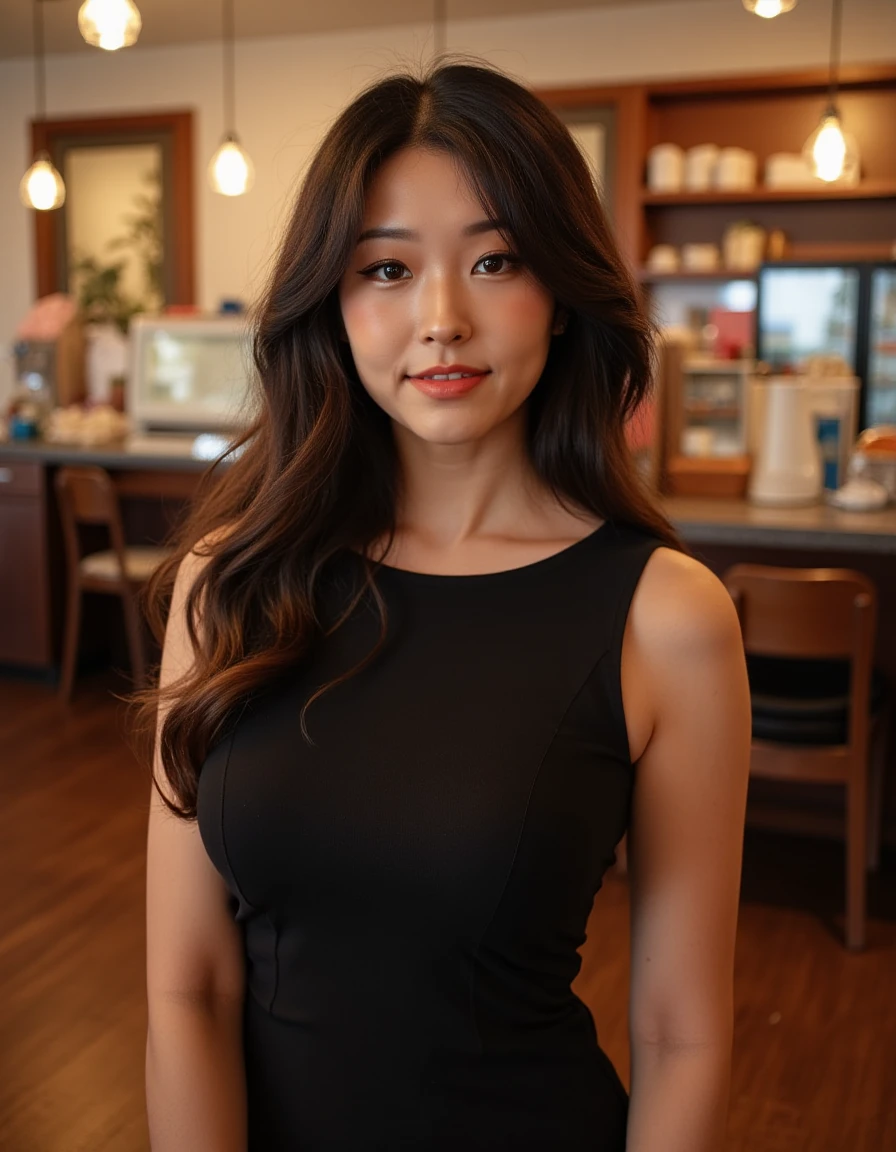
xmin=31 ymin=111 xmax=195 ymax=308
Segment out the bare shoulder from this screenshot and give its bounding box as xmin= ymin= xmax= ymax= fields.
xmin=629 ymin=546 xmax=742 ymax=658
xmin=622 ymin=547 xmax=745 ymax=762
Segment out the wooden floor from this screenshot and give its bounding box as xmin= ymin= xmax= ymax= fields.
xmin=1 ymin=673 xmax=894 ymax=1152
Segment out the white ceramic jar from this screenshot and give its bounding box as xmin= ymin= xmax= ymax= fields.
xmin=713 ymin=147 xmax=758 ymax=191
xmin=684 ymin=144 xmax=720 ymax=191
xmin=647 ymin=143 xmax=685 ymax=193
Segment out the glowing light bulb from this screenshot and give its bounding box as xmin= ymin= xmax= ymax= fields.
xmin=209 ymin=138 xmax=255 ymax=197
xmin=20 ymin=157 xmax=66 ymax=211
xmin=812 ymin=116 xmax=847 ymax=181
xmin=742 ymin=0 xmax=797 ymax=16
xmin=78 ymin=0 xmax=142 ymax=51
xmin=803 ymin=110 xmax=858 ymax=184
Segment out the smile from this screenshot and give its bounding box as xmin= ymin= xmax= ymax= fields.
xmin=408 ymin=371 xmax=490 ymax=399
xmin=420 ymin=372 xmax=479 ymax=381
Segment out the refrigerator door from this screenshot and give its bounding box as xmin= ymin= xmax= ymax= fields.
xmin=865 ymin=265 xmax=896 ymax=426
xmin=756 ymin=264 xmax=862 ymax=373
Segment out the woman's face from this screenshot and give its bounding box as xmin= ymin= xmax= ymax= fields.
xmin=338 ymin=147 xmax=560 ymax=447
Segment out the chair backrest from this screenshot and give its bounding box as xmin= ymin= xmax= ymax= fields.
xmin=723 ymin=563 xmax=877 ymax=753
xmin=723 ymin=564 xmax=876 ymax=660
xmin=55 ymin=465 xmax=128 ymax=576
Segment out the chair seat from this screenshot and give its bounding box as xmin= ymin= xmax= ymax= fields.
xmin=747 ymin=655 xmax=887 ymax=745
xmin=79 ymin=546 xmax=171 ymax=583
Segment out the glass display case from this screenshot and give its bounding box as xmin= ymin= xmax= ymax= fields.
xmin=756 ymin=264 xmax=861 ymax=374
xmin=677 ymin=359 xmax=753 ymax=458
xmin=755 ymin=261 xmax=896 ymax=429
xmin=661 ymin=355 xmax=755 ymax=498
xmin=127 ymin=315 xmax=255 ymax=434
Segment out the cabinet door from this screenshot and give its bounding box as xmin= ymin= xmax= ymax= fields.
xmin=0 ymin=463 xmax=52 ymax=667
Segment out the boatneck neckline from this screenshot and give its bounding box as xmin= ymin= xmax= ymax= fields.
xmin=358 ymin=520 xmax=613 ymax=584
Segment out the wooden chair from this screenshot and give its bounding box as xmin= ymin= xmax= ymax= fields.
xmin=55 ymin=465 xmax=171 ymax=701
xmin=723 ymin=564 xmax=887 ymax=951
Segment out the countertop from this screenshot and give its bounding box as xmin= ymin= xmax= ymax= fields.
xmin=0 ymin=434 xmax=222 ymax=472
xmin=660 ymin=495 xmax=896 ymax=554
xmin=3 ymin=438 xmax=895 ymax=553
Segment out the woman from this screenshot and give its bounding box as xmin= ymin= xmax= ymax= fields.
xmin=144 ymin=61 xmax=750 ymax=1151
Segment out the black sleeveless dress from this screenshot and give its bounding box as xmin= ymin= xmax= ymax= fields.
xmin=197 ymin=521 xmax=663 ymax=1150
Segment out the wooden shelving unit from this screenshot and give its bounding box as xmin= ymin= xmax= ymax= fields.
xmin=538 ymin=65 xmax=896 ymax=273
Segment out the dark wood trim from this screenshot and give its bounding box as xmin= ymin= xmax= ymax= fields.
xmin=645 ymin=62 xmax=896 ymax=100
xmin=31 ymin=111 xmax=195 ymax=305
xmin=169 ymin=113 xmax=195 ymax=304
xmin=534 ymin=83 xmax=643 ymax=109
xmin=613 ymin=87 xmax=648 ymax=266
xmin=641 ymin=181 xmax=896 ymax=205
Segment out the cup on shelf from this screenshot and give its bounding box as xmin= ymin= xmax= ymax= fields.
xmin=722 ymin=221 xmax=766 ymax=271
xmin=645 ymin=244 xmax=680 ymax=273
xmin=684 ymin=144 xmax=720 ymax=191
xmin=713 ymin=147 xmax=758 ymax=191
xmin=647 ymin=143 xmax=685 ymax=192
xmin=681 ymin=243 xmax=721 ymax=272
xmin=764 ymin=152 xmax=818 ymax=189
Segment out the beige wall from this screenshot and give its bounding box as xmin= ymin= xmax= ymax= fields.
xmin=1 ymin=0 xmax=895 ymax=404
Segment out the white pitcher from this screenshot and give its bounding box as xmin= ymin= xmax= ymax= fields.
xmin=749 ymin=379 xmax=822 ymax=506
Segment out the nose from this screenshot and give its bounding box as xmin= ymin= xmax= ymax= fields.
xmin=417 ymin=273 xmax=472 ymax=345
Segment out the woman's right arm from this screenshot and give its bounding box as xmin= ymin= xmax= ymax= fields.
xmin=145 ymin=548 xmax=248 ymax=1152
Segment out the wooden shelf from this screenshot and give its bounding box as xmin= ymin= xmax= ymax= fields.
xmin=641 ymin=182 xmax=896 ymax=206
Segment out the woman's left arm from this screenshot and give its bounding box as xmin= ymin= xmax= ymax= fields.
xmin=622 ymin=549 xmax=752 ymax=1152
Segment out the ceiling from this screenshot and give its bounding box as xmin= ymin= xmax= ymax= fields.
xmin=1 ymin=0 xmax=725 ymax=61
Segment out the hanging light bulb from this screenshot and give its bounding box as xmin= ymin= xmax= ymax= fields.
xmin=78 ymin=0 xmax=141 ymax=51
xmin=20 ymin=151 xmax=66 ymax=211
xmin=802 ymin=108 xmax=858 ymax=183
xmin=742 ymin=0 xmax=797 ymax=17
xmin=209 ymin=0 xmax=253 ymax=197
xmin=802 ymin=0 xmax=859 ymax=184
xmin=21 ymin=1 xmax=66 ymax=211
xmin=209 ymin=135 xmax=255 ymax=197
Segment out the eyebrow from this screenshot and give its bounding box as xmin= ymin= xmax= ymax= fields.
xmin=355 ymin=219 xmax=508 ymax=244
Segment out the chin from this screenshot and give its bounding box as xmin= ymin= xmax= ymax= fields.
xmin=404 ymin=415 xmax=493 ymax=447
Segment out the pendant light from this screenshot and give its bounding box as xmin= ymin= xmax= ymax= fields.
xmin=78 ymin=0 xmax=142 ymax=51
xmin=209 ymin=0 xmax=254 ymax=197
xmin=20 ymin=0 xmax=65 ymax=212
xmin=742 ymin=0 xmax=797 ymax=16
xmin=802 ymin=0 xmax=857 ymax=183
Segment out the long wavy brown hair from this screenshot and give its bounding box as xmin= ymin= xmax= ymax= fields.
xmin=137 ymin=58 xmax=682 ymax=820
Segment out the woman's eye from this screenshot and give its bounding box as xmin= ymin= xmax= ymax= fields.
xmin=361 ymin=261 xmax=410 ymax=282
xmin=474 ymin=253 xmax=520 ymax=275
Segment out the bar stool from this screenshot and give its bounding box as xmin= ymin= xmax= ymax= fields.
xmin=55 ymin=465 xmax=171 ymax=700
xmin=723 ymin=563 xmax=888 ymax=950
